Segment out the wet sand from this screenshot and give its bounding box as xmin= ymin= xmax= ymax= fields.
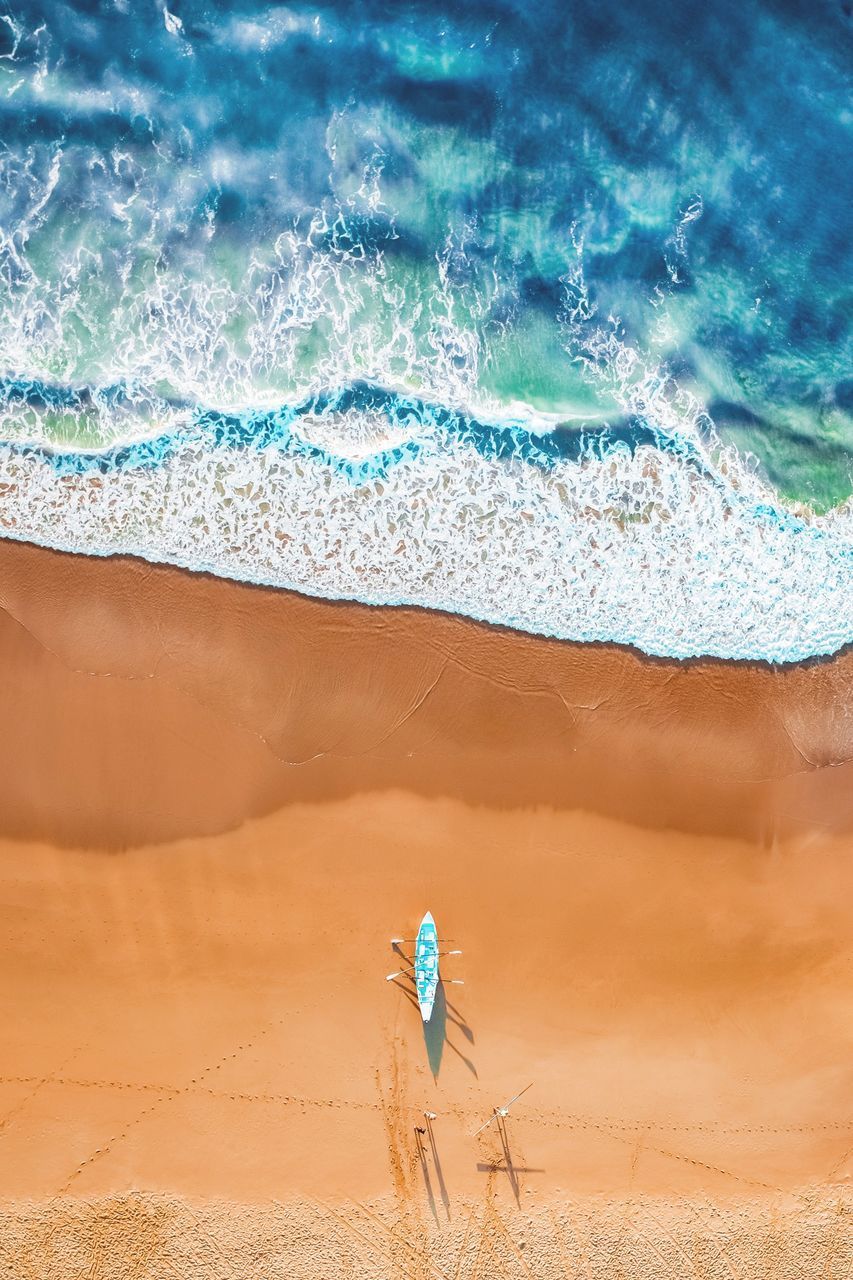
xmin=0 ymin=539 xmax=852 ymax=1277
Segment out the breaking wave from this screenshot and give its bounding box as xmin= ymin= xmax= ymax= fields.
xmin=0 ymin=370 xmax=850 ymax=663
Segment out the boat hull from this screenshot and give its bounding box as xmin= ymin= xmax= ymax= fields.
xmin=415 ymin=911 xmax=439 ymax=1022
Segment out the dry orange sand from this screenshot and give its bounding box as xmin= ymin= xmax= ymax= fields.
xmin=0 ymin=540 xmax=851 ymax=1277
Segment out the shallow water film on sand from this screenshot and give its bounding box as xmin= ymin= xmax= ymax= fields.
xmin=0 ymin=0 xmax=851 ymax=657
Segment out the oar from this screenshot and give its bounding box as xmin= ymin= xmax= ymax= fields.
xmin=391 ymin=937 xmax=457 ymax=944
xmin=386 ymin=965 xmax=415 ymax=981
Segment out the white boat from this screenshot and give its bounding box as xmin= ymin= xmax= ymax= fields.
xmin=414 ymin=911 xmax=439 ymax=1022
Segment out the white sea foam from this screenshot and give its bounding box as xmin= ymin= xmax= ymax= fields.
xmin=0 ymin=413 xmax=850 ymax=662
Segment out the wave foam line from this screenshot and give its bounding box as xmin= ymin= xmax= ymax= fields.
xmin=0 ymin=387 xmax=850 ymax=663
xmin=0 ymin=376 xmax=713 ymax=480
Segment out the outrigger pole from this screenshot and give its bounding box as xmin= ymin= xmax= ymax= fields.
xmin=473 ymin=1084 xmax=534 ymax=1137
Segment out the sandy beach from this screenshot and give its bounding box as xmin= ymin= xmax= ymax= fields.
xmin=1 ymin=539 xmax=852 ymax=1277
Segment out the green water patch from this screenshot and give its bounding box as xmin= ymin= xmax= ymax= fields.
xmin=715 ymin=404 xmax=853 ymax=513
xmin=14 ymin=408 xmax=115 ymax=450
xmin=480 ymin=310 xmax=617 ymax=419
xmin=44 ymin=408 xmax=110 ymax=449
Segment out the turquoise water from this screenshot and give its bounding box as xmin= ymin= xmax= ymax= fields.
xmin=0 ymin=1 xmax=850 ymax=659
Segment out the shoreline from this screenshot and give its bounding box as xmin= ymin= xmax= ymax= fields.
xmin=2 ymin=402 xmax=851 ymax=664
xmin=1 ymin=540 xmax=852 ymax=849
xmin=6 ymin=532 xmax=853 ymax=673
xmin=3 ymin=523 xmax=850 ymax=668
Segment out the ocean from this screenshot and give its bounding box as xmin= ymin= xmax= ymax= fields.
xmin=0 ymin=0 xmax=850 ymax=660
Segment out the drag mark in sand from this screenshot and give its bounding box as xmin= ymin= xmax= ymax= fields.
xmin=687 ymin=1199 xmax=751 ymax=1280
xmin=301 ymin=1197 xmax=426 ymax=1280
xmin=624 ymin=1195 xmax=683 ymax=1280
xmin=376 ymin=1049 xmax=440 ymax=1280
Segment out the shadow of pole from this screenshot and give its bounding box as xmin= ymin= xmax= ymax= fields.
xmin=498 ymin=1115 xmax=520 ymax=1207
xmin=415 ymin=1128 xmax=439 ymax=1226
xmin=426 ymin=1115 xmax=451 ymax=1220
xmin=474 ymin=1115 xmax=545 ymax=1202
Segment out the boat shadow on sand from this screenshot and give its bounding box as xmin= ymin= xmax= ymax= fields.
xmin=390 ymin=950 xmax=476 ymax=1080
